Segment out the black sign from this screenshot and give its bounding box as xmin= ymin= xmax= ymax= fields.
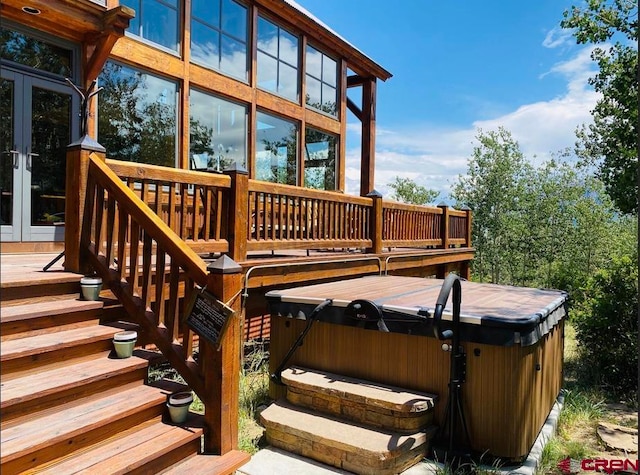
xmin=186 ymin=288 xmax=235 ymax=350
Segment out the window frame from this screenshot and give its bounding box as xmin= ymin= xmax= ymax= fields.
xmin=190 ymin=0 xmax=250 ymax=82
xmin=256 ymin=14 xmax=300 ymax=103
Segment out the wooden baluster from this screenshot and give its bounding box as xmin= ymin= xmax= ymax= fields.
xmin=270 ymin=194 xmax=276 ymax=241
xmin=94 ymin=185 xmax=105 ymax=257
xmin=203 ymin=187 xmax=212 ymax=241
xmin=181 ymin=183 xmax=189 ymax=240
xmin=117 ymin=207 xmax=128 ymax=281
xmin=215 ymin=188 xmax=223 ymax=241
xmin=166 ymin=260 xmax=181 ymax=343
xmin=168 ymin=184 xmax=177 ymax=234
xmin=181 ymin=277 xmax=195 ymax=360
xmin=193 ymin=186 xmax=202 ymax=242
xmin=154 ymin=246 xmax=167 ymax=329
xmin=105 ymin=194 xmax=116 ymax=268
xmin=141 ymin=231 xmax=153 ymax=316
xmin=129 ymin=220 xmax=140 ymax=296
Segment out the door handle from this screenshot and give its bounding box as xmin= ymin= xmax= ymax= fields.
xmin=9 ymin=150 xmax=19 ymax=168
xmin=27 ymin=150 xmax=39 ymax=171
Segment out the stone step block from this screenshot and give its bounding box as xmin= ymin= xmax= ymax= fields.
xmin=281 ymin=366 xmax=437 ymax=432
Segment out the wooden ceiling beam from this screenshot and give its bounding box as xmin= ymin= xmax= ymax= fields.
xmin=347 ymin=75 xmax=367 ymax=88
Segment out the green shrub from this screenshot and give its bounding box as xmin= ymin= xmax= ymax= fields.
xmin=572 ymin=255 xmax=638 ymax=397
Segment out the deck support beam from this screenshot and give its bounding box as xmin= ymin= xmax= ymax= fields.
xmin=360 ymin=78 xmax=377 ymax=196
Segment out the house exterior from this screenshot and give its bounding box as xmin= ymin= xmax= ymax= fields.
xmin=1 ymin=0 xmax=474 ymax=338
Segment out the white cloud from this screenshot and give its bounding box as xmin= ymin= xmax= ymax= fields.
xmin=542 ymin=27 xmax=573 ymax=49
xmin=344 ymin=46 xmax=600 ymax=202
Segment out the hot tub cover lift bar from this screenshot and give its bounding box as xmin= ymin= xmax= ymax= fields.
xmin=432 ymin=273 xmax=472 ymax=462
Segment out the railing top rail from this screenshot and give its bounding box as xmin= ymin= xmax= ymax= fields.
xmin=106 ymin=159 xmax=232 ymax=189
xmin=91 ymin=154 xmax=208 ymax=283
xmin=448 ymin=209 xmax=468 ymax=217
xmin=382 ymin=200 xmax=443 ymax=214
xmin=248 ymin=180 xmax=372 ymax=205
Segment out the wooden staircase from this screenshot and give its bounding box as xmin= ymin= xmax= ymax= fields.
xmin=260 ymin=366 xmax=439 ymax=475
xmin=0 ymin=272 xmax=249 ymax=474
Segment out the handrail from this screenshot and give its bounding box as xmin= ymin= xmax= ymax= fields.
xmin=242 ymin=255 xmax=383 ymax=301
xmin=80 ymin=152 xmax=241 ymax=454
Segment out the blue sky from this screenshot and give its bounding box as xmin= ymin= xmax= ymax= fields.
xmin=295 ymin=0 xmax=600 ymax=200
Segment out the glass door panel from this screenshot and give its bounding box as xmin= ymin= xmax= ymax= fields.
xmin=29 ymin=86 xmax=71 ymax=233
xmin=0 ymin=68 xmax=77 ymax=242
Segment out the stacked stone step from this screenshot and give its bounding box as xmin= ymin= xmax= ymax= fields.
xmin=260 ymin=366 xmax=438 ymax=475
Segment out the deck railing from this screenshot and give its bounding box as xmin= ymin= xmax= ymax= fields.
xmin=247 ymin=180 xmax=373 ymax=252
xmin=75 ymin=149 xmax=241 ymax=455
xmin=106 ymin=160 xmax=231 ymax=254
xmin=381 ymin=201 xmax=443 ymax=248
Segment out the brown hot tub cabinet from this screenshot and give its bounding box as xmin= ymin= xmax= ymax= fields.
xmin=266 ymin=275 xmax=567 ymax=461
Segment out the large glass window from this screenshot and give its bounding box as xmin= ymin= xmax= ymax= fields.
xmin=98 ymin=61 xmax=178 ymax=167
xmin=255 ymin=112 xmax=298 ymax=185
xmin=191 ymin=0 xmax=248 ymax=81
xmin=0 ymin=28 xmax=72 ymax=77
xmin=257 ymin=16 xmax=299 ymax=102
xmin=305 ymin=45 xmax=337 ymax=116
xmin=121 ymin=0 xmax=179 ymax=52
xmin=304 ymin=127 xmax=336 ymax=190
xmin=189 ymin=89 xmax=247 ymax=171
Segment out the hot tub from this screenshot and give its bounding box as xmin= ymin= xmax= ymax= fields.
xmin=266 ymin=275 xmax=568 ymax=461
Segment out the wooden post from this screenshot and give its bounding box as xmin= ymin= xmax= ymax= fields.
xmin=366 ymin=190 xmax=383 ymax=254
xmin=461 ymin=205 xmax=472 ymax=248
xmin=460 ymin=205 xmax=473 ymax=280
xmin=438 ymin=202 xmax=450 ymax=250
xmin=225 ymin=163 xmax=248 ymax=262
xmin=64 ymin=136 xmax=106 ymax=273
xmin=202 ymin=255 xmax=243 ymax=454
xmin=360 ymin=78 xmax=376 ymax=196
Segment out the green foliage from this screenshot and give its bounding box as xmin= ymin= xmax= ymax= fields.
xmin=388 ymin=176 xmax=439 ymax=205
xmin=451 ymin=129 xmax=636 ymax=292
xmin=571 ymin=254 xmax=638 ymax=396
xmin=451 ymin=127 xmax=532 ymax=284
xmin=561 ymin=0 xmax=639 ymax=214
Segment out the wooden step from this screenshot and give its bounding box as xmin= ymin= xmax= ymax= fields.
xmin=0 ymin=322 xmax=137 ymax=374
xmin=1 ymin=352 xmax=149 ymax=421
xmin=0 ymin=381 xmax=171 ymax=474
xmin=0 ymin=299 xmax=104 ymax=339
xmin=159 ymin=450 xmax=252 ymax=475
xmin=30 ymin=417 xmax=204 ymax=475
xmin=0 ymin=294 xmax=124 ymax=341
xmin=0 ymin=270 xmax=81 ymax=302
xmin=260 ymin=399 xmax=437 ymax=475
xmin=282 ymin=366 xmax=437 ymax=432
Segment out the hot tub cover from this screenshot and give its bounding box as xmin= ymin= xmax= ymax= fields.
xmin=266 ymin=276 xmax=568 ymax=347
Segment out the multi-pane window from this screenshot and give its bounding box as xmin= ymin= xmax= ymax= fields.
xmin=305 ymin=45 xmax=337 ymax=116
xmin=189 ymin=89 xmax=247 ymax=171
xmin=121 ymin=0 xmax=179 ymax=52
xmin=255 ymin=111 xmax=298 ymax=185
xmin=191 ymin=0 xmax=248 ymax=81
xmin=0 ymin=28 xmax=73 ymax=77
xmin=98 ymin=61 xmax=178 ymax=167
xmin=304 ymin=127 xmax=336 ymax=190
xmin=257 ymin=16 xmax=299 ymax=102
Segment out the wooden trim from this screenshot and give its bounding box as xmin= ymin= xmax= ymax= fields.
xmin=110 ymin=37 xmax=184 ymax=79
